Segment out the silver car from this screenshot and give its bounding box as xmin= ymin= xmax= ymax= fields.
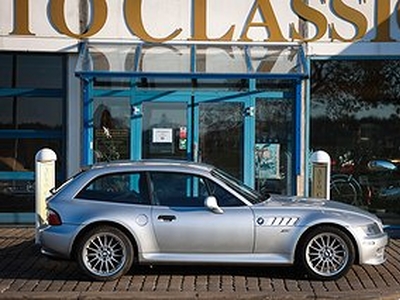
xmin=39 ymin=160 xmax=388 ymax=281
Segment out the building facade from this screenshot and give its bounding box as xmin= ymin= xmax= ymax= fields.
xmin=1 ymin=0 xmax=400 ymax=226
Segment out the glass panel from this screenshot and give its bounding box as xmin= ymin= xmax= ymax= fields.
xmin=77 ymin=43 xmax=306 ymax=77
xmin=77 ymin=43 xmax=140 ymax=73
xmin=311 ymin=59 xmax=400 ymax=225
xmin=196 ymin=45 xmax=247 ymax=74
xmin=16 ymin=55 xmax=64 ymax=88
xmin=139 ymin=44 xmax=191 ymax=73
xmin=76 ymin=172 xmax=150 ymax=205
xmin=93 ymin=97 xmax=130 ymax=162
xmin=150 ymin=172 xmax=209 ymax=207
xmin=0 ymin=54 xmax=12 ymax=88
xmin=0 ymin=98 xmax=13 ymax=128
xmin=255 ymin=96 xmax=294 ymax=195
xmin=0 ymin=139 xmax=62 ymax=172
xmin=142 ymin=102 xmax=187 ymax=160
xmin=0 ymin=179 xmax=35 ymax=212
xmin=248 ymin=46 xmax=302 ymax=74
xmin=205 ymin=178 xmax=244 ymax=207
xmin=0 ymin=97 xmax=62 ymax=130
xmin=0 ymin=138 xmax=62 ymax=213
xmin=199 ymin=102 xmax=244 ymax=180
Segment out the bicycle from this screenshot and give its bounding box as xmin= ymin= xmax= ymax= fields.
xmin=329 ymin=152 xmax=371 ymax=208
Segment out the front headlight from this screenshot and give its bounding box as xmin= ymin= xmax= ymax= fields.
xmin=360 ymin=223 xmax=383 ymax=236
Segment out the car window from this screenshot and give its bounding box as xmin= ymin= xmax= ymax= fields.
xmin=149 ymin=172 xmax=209 ymax=207
xmin=205 ymin=179 xmax=245 ymax=207
xmin=75 ymin=172 xmax=150 ymax=205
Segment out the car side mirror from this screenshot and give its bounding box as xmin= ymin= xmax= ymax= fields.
xmin=204 ymin=196 xmax=224 ymax=214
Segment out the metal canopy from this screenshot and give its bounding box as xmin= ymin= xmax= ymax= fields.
xmin=75 ymin=42 xmax=307 ymax=79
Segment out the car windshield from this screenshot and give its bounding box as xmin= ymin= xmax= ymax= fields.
xmin=211 ymin=168 xmax=268 ymax=204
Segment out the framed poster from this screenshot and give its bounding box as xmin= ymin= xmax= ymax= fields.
xmin=255 ymin=143 xmax=280 ymax=179
xmin=152 ymin=128 xmax=173 ymax=143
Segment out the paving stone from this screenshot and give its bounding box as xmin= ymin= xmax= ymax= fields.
xmin=1 ymin=227 xmax=400 ymax=299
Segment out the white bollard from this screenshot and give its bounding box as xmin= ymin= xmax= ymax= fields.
xmin=35 ymin=148 xmax=57 ymax=244
xmin=310 ymin=150 xmax=331 ymax=200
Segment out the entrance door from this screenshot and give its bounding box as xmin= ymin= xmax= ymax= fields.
xmin=141 ymin=102 xmax=188 ymax=160
xmin=130 ymin=91 xmax=192 ymax=162
xmin=132 ymin=92 xmax=254 ymax=185
xmin=194 ymin=94 xmax=255 ymax=185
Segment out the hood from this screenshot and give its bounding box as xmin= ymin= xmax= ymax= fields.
xmin=264 ymin=194 xmax=380 ymax=222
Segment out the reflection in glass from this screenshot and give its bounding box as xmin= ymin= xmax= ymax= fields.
xmin=311 ymin=60 xmax=400 ymax=224
xmin=199 ymin=102 xmax=244 ymax=180
xmin=0 ymin=139 xmax=62 ymax=172
xmin=142 ymin=102 xmax=187 ymax=160
xmin=0 ymin=97 xmax=62 ymax=130
xmin=0 ymin=139 xmax=62 ymax=213
xmin=255 ymin=97 xmax=294 ymax=195
xmin=93 ymin=98 xmax=130 ymax=163
xmin=0 ymin=179 xmax=35 ymax=213
xmin=77 ymin=43 xmax=306 ymax=77
xmin=0 ymin=54 xmax=12 ymax=88
xmin=16 ymin=55 xmax=64 ymax=88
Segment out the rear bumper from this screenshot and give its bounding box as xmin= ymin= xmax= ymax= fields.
xmin=38 ymin=224 xmax=81 ymax=259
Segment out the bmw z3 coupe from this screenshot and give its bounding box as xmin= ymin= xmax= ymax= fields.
xmin=39 ymin=160 xmax=388 ymax=281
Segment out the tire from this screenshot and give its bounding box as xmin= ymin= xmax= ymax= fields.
xmin=76 ymin=226 xmax=134 ymax=281
xmin=330 ymin=175 xmax=363 ymax=207
xmin=297 ymin=226 xmax=355 ymax=280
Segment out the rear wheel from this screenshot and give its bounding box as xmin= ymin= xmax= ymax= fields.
xmin=297 ymin=226 xmax=355 ymax=280
xmin=76 ymin=226 xmax=134 ymax=281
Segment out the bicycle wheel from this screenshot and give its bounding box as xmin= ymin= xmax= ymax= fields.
xmin=330 ymin=176 xmax=363 ymax=207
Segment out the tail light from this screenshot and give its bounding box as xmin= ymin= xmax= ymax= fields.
xmin=47 ymin=209 xmax=62 ymax=226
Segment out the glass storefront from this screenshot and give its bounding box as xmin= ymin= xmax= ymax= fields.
xmin=0 ymin=54 xmax=66 ymax=219
xmin=78 ymin=42 xmax=306 ymax=196
xmin=310 ymin=59 xmax=400 ymax=225
xmin=87 ymin=77 xmax=300 ymax=195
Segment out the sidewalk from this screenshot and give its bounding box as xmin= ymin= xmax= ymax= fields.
xmin=1 ymin=226 xmax=400 ymax=299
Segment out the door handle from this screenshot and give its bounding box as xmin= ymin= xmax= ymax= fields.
xmin=158 ymin=215 xmax=176 ymax=222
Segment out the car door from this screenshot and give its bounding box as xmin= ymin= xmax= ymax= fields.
xmin=149 ymin=171 xmax=254 ymax=254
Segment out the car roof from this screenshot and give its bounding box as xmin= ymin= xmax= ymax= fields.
xmin=86 ymin=159 xmax=215 ymax=173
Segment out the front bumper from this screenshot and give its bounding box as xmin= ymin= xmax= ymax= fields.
xmin=358 ymin=232 xmax=388 ymax=265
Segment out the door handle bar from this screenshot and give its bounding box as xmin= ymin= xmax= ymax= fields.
xmin=157 ymin=215 xmax=176 ymax=222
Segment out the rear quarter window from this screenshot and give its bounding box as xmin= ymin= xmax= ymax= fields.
xmin=75 ymin=172 xmax=150 ymax=205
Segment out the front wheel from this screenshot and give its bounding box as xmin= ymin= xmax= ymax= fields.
xmin=297 ymin=226 xmax=355 ymax=280
xmin=76 ymin=226 xmax=134 ymax=281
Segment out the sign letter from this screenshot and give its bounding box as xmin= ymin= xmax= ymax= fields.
xmin=330 ymin=0 xmax=368 ymax=42
xmin=290 ymin=0 xmax=328 ymax=42
xmin=372 ymin=0 xmax=394 ymax=42
xmin=190 ymin=0 xmax=234 ymax=41
xmin=124 ymin=0 xmax=182 ymax=43
xmin=49 ymin=0 xmax=107 ymax=39
xmin=10 ymin=0 xmax=34 ymax=35
xmin=239 ymin=0 xmax=287 ymax=42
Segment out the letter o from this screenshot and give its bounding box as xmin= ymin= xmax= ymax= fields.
xmin=49 ymin=0 xmax=107 ymax=39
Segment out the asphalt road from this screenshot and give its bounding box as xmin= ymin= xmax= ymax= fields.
xmin=1 ymin=226 xmax=400 ymax=299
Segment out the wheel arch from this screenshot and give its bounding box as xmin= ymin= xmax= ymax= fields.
xmin=294 ymin=222 xmax=360 ymax=264
xmin=71 ymin=221 xmax=139 ymax=263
